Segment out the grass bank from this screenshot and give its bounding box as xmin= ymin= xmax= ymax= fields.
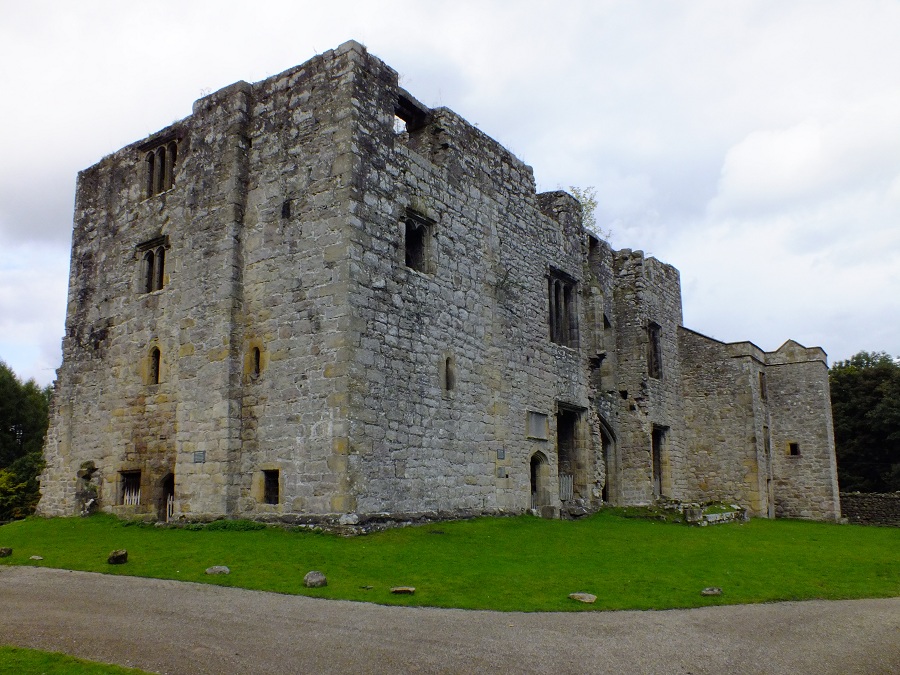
xmin=1 ymin=511 xmax=897 ymax=612
xmin=0 ymin=646 xmax=150 ymax=674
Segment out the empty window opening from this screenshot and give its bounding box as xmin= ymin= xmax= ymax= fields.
xmin=651 ymin=426 xmax=667 ymax=498
xmin=403 ymin=211 xmax=434 ymax=273
xmin=149 ymin=347 xmax=161 ymax=385
xmin=121 ymin=471 xmax=141 ymax=506
xmin=138 ymin=238 xmax=167 ymax=293
xmin=251 ymin=347 xmax=262 ymax=378
xmin=763 ymin=426 xmax=771 ymax=457
xmin=647 ymin=322 xmax=662 ymax=379
xmin=526 ymin=411 xmax=549 ymax=440
xmin=442 ymin=355 xmax=456 ymax=393
xmin=548 ymin=270 xmax=578 ymax=347
xmin=759 ymin=371 xmax=768 ymax=401
xmin=281 ymin=199 xmax=291 ymax=219
xmin=788 ymin=442 xmax=801 ymax=457
xmin=395 ymin=94 xmax=428 ymax=134
xmin=263 ymin=470 xmax=280 ymax=505
xmin=145 ymin=140 xmax=178 ymax=197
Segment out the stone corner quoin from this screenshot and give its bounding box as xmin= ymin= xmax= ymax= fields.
xmin=36 ymin=39 xmax=841 ymax=525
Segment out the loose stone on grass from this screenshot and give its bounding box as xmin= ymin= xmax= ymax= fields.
xmin=569 ymin=592 xmax=597 ymax=604
xmin=29 ymin=555 xmax=43 ymax=561
xmin=304 ymin=571 xmax=327 ymax=588
xmin=206 ymin=566 xmax=230 ymax=575
xmin=391 ymin=586 xmax=416 ymax=594
xmin=701 ymin=587 xmax=723 ymax=596
xmin=107 ymin=549 xmax=128 ymax=565
xmin=0 ymin=548 xmax=12 ymax=558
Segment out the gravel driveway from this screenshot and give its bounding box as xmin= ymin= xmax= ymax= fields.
xmin=1 ymin=566 xmax=898 ymax=674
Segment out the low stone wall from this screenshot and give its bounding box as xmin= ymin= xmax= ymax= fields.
xmin=840 ymin=492 xmax=900 ymax=526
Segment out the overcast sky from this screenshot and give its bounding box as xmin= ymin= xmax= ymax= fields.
xmin=2 ymin=0 xmax=899 ymax=386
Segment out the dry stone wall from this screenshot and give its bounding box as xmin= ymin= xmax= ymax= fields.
xmin=839 ymin=493 xmax=900 ymax=526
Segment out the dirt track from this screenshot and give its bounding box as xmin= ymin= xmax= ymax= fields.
xmin=1 ymin=566 xmax=898 ymax=674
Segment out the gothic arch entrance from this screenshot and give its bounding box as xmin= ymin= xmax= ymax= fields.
xmin=598 ymin=416 xmax=619 ymax=505
xmin=530 ymin=451 xmax=550 ymax=511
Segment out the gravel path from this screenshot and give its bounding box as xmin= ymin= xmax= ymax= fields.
xmin=1 ymin=566 xmax=898 ymax=674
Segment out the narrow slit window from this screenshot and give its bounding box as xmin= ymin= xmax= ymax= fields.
xmin=149 ymin=347 xmax=161 ymax=385
xmin=759 ymin=371 xmax=768 ymax=401
xmin=251 ymin=347 xmax=262 ymax=378
xmin=647 ymin=322 xmax=662 ymax=379
xmin=143 ymin=250 xmax=156 ymax=293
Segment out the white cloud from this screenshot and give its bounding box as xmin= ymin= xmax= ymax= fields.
xmin=2 ymin=0 xmax=900 ymax=384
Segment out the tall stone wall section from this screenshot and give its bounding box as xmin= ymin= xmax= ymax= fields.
xmin=766 ymin=343 xmax=840 ymax=520
xmin=341 ymin=49 xmax=600 ymax=515
xmin=680 ymin=331 xmax=769 ymax=516
xmin=610 ymin=251 xmax=684 ymax=505
xmin=236 ymin=46 xmax=359 ymax=517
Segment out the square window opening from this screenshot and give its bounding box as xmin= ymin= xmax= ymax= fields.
xmin=263 ymin=470 xmax=280 ymax=505
xmin=121 ymin=471 xmax=141 ymax=506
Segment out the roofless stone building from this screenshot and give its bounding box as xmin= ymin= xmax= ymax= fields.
xmin=38 ymin=41 xmax=841 ymax=523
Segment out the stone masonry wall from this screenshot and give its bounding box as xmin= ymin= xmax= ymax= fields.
xmin=679 ymin=330 xmax=768 ymax=515
xmin=763 ymin=343 xmax=840 ymax=520
xmin=40 ymin=40 xmax=840 ymax=523
xmin=236 ymin=44 xmax=359 ymax=517
xmin=839 ymin=492 xmax=900 ymax=526
xmin=343 ymin=49 xmax=599 ymax=516
xmin=611 ymin=251 xmax=684 ymax=505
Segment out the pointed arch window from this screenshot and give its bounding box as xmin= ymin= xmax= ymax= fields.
xmin=548 ymin=269 xmax=578 ymax=347
xmin=148 ymin=347 xmax=161 ymax=385
xmin=137 ymin=237 xmax=168 ymax=293
xmin=145 ymin=140 xmax=178 ymax=197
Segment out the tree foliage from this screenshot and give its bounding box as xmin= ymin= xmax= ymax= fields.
xmin=568 ymin=185 xmax=611 ymax=241
xmin=0 ymin=361 xmax=51 ymax=520
xmin=829 ymin=351 xmax=900 ymax=492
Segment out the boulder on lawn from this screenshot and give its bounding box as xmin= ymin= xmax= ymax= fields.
xmin=107 ymin=549 xmax=128 ymax=565
xmin=304 ymin=571 xmax=327 ymax=588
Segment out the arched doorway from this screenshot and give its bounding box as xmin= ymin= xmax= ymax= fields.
xmin=599 ymin=417 xmax=618 ymax=504
xmin=159 ymin=473 xmax=175 ymax=522
xmin=530 ymin=452 xmax=550 ymax=511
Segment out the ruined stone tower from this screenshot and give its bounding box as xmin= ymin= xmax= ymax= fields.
xmin=38 ymin=41 xmax=841 ymax=523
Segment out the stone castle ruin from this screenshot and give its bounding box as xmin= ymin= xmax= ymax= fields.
xmin=38 ymin=41 xmax=841 ymax=523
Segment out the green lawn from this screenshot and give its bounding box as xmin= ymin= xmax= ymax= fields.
xmin=0 ymin=646 xmax=151 ymax=674
xmin=1 ymin=512 xmax=897 ymax=612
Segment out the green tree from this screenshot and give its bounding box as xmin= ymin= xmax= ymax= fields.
xmin=568 ymin=185 xmax=611 ymax=241
xmin=0 ymin=361 xmax=51 ymax=520
xmin=829 ymin=351 xmax=900 ymax=492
